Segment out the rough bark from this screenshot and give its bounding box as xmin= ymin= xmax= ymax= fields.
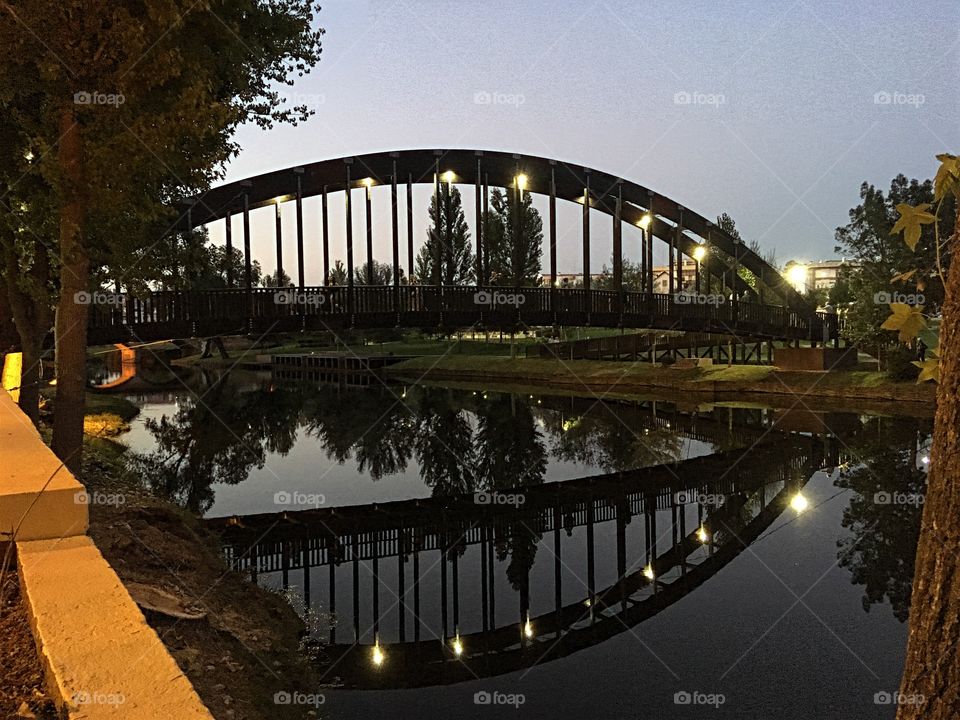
xmin=897 ymin=205 xmax=960 ymax=719
xmin=50 ymin=109 xmax=88 ymax=473
xmin=2 ymin=237 xmax=52 ymax=426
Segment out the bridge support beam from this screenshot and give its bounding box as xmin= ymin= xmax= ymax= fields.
xmin=365 ymin=180 xmax=373 ymax=284
xmin=274 ymin=201 xmax=283 ymax=285
xmin=613 ymin=182 xmax=623 ymax=313
xmin=295 ymin=170 xmax=305 ymax=290
xmin=392 ymin=158 xmax=400 ymax=305
xmin=224 ymin=210 xmax=233 ymax=288
xmin=407 ymin=175 xmax=414 ymax=282
xmin=321 ymin=186 xmax=330 ymax=286
xmin=475 ymin=155 xmax=483 ymax=284
xmin=583 ymin=173 xmax=591 ymax=314
xmin=549 ymin=164 xmax=557 ymax=288
xmin=345 ymin=159 xmax=354 ymax=315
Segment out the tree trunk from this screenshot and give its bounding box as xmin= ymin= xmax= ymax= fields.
xmin=1 ymin=238 xmax=51 ymax=426
xmin=897 ymin=206 xmax=960 ymax=718
xmin=50 ymin=108 xmax=88 ymax=473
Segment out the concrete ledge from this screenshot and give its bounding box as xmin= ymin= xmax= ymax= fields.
xmin=0 ymin=391 xmax=88 ymax=541
xmin=18 ymin=535 xmax=214 ymax=719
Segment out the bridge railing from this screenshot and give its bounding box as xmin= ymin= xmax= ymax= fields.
xmin=85 ymin=285 xmax=832 ymax=341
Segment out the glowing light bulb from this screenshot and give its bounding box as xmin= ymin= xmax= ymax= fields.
xmin=697 ymin=527 xmax=709 ymax=543
xmin=638 ymin=214 xmax=652 ymax=229
xmin=362 ymin=177 xmax=374 ymax=188
xmin=790 ymin=493 xmax=809 ymax=513
xmin=921 ymin=455 xmax=930 ymax=465
xmin=372 ymin=644 xmax=385 ymax=666
xmin=443 ymin=170 xmax=455 ymax=184
xmin=523 ymin=620 xmax=534 ymax=638
xmin=452 ymin=636 xmax=463 ymax=656
xmin=693 ymin=245 xmax=707 ymax=262
xmin=643 ymin=564 xmax=655 ymax=580
xmin=515 ymin=174 xmax=528 ymax=191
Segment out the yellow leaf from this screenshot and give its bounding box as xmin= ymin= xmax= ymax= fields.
xmin=890 ymin=269 xmax=917 ymax=284
xmin=880 ymin=303 xmax=927 ymax=343
xmin=891 ymin=203 xmax=936 ymax=251
xmin=934 ymin=154 xmax=960 ymax=202
xmin=913 ymin=358 xmax=939 ymax=383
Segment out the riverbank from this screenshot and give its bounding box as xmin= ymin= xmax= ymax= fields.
xmin=386 ymin=356 xmax=935 ymax=408
xmin=77 ymin=438 xmax=322 ymax=720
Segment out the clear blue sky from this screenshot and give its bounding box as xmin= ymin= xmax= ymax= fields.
xmin=211 ymin=0 xmax=959 ymax=283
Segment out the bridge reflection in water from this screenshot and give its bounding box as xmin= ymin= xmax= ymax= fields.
xmin=207 ymin=428 xmax=839 ymax=689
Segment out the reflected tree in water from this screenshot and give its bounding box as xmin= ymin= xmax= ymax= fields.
xmin=408 ymin=387 xmax=477 ymax=496
xmin=131 ymin=377 xmax=302 ymax=513
xmin=835 ymin=417 xmax=929 ymax=622
xmin=474 ymin=393 xmax=547 ymax=490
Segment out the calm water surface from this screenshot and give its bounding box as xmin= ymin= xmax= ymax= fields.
xmin=114 ymin=368 xmax=929 ymax=719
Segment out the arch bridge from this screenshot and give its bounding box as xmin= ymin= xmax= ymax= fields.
xmin=87 ymin=149 xmax=837 ymax=345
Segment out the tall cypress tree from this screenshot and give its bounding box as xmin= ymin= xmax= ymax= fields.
xmin=484 ymin=188 xmax=543 ymax=287
xmin=416 ymin=184 xmax=474 ymax=285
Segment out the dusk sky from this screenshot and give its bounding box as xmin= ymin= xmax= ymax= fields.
xmin=210 ymin=0 xmax=958 ymax=283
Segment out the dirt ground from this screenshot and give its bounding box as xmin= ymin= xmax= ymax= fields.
xmin=0 ymin=555 xmax=59 ymax=719
xmin=80 ymin=440 xmax=324 ymax=720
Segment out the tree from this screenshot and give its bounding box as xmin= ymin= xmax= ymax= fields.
xmin=416 ymin=183 xmax=473 ymax=285
xmin=354 ymin=259 xmax=400 ymax=286
xmin=484 ymin=188 xmax=543 ymax=287
xmin=327 ymin=260 xmax=348 ymax=286
xmin=891 ymin=153 xmax=960 ymax=719
xmin=835 ymin=174 xmax=954 ymax=372
xmin=261 ymin=269 xmax=293 ymax=288
xmin=0 ymin=1 xmax=324 ymax=471
xmin=0 ymin=120 xmax=55 ymax=424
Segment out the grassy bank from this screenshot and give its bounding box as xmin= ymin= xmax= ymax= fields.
xmin=387 ymin=355 xmax=936 ymax=406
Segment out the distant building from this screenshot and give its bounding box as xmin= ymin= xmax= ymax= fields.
xmin=784 ymin=259 xmax=858 ymax=292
